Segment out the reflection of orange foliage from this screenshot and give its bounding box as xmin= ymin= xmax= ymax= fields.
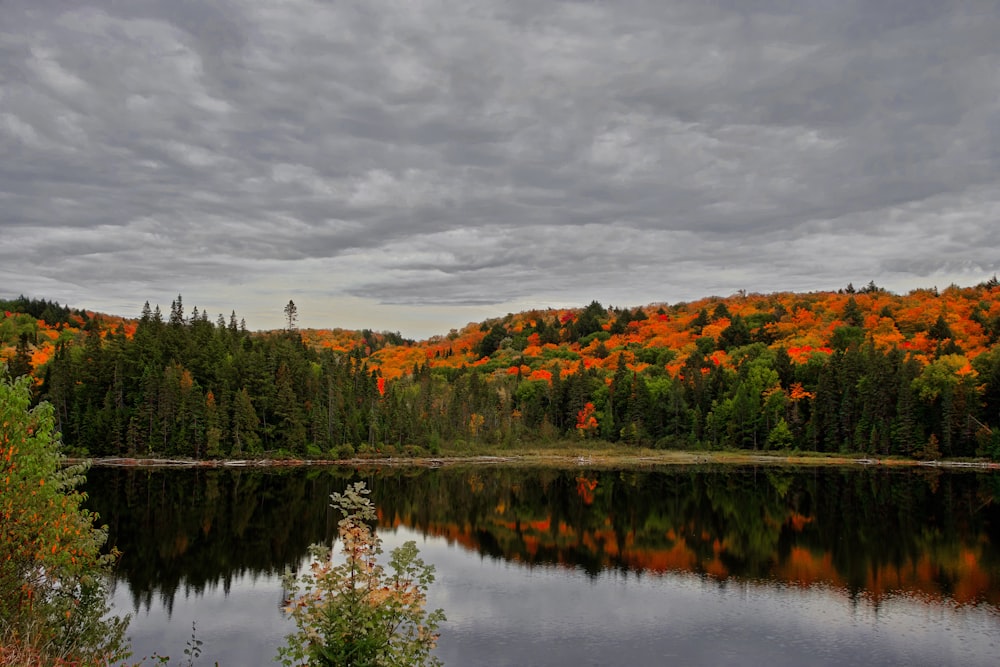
xmin=399 ymin=506 xmax=1000 ymax=609
xmin=624 ymin=540 xmax=696 ymax=573
xmin=580 ymin=527 xmax=619 ymax=558
xmin=703 ymin=556 xmax=728 ymax=579
xmin=575 ymin=476 xmax=598 ymax=505
xmin=422 ymin=522 xmax=479 ymax=552
xmin=951 ymin=549 xmax=991 ymax=604
xmin=527 ymin=519 xmax=550 ymax=532
xmin=172 ymin=533 xmax=189 ymax=557
xmin=787 ymin=512 xmax=813 ymax=532
xmin=777 ymin=547 xmax=842 ymax=587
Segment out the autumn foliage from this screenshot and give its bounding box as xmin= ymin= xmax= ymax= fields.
xmin=369 ymin=466 xmax=1000 ymax=610
xmin=0 ymin=375 xmax=129 ymax=665
xmin=3 ymin=279 xmax=1000 ymax=458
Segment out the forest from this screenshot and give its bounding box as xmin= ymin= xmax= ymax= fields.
xmin=2 ymin=279 xmax=1000 ymax=460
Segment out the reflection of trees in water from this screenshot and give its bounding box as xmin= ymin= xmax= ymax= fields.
xmin=85 ymin=466 xmax=1000 ymax=612
xmin=89 ymin=467 xmax=348 ymax=612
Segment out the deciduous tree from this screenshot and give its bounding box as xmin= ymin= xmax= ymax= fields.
xmin=0 ymin=374 xmax=129 ymax=665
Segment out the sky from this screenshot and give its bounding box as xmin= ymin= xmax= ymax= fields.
xmin=2 ymin=1 xmax=999 ymax=340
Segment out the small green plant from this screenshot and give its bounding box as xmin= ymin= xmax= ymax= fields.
xmin=278 ymin=482 xmax=445 ymax=667
xmin=145 ymin=622 xmax=212 ymax=667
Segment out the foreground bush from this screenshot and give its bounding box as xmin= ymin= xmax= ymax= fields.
xmin=0 ymin=374 xmax=129 ymax=665
xmin=278 ymin=482 xmax=445 ymax=666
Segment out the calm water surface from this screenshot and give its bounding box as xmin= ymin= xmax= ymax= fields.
xmin=84 ymin=465 xmax=1000 ymax=666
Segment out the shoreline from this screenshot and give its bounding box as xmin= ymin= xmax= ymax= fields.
xmin=69 ymin=451 xmax=1000 ymax=470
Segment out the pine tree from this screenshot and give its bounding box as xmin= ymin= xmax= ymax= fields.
xmin=232 ymin=388 xmax=260 ymax=456
xmin=284 ymin=300 xmax=298 ymax=331
xmin=169 ymin=294 xmax=185 ymax=326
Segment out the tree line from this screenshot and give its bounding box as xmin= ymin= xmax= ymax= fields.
xmin=4 ymin=286 xmax=998 ymax=460
xmin=35 ymin=297 xmax=381 ymax=458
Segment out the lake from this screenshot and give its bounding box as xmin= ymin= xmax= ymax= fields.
xmin=83 ymin=463 xmax=1000 ymax=666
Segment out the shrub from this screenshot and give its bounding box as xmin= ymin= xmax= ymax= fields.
xmin=427 ymin=433 xmax=442 ymax=456
xmin=333 ymin=443 xmax=356 ymax=460
xmin=278 ymin=482 xmax=445 ymax=667
xmin=403 ymin=445 xmax=427 ymax=458
xmin=0 ymin=374 xmax=129 ymax=665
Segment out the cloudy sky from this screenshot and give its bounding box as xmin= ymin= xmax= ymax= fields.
xmin=2 ymin=1 xmax=998 ymax=338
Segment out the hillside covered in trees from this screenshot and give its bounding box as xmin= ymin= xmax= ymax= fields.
xmin=2 ymin=280 xmax=1000 ymax=460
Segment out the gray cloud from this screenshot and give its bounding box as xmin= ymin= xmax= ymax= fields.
xmin=2 ymin=0 xmax=998 ymax=338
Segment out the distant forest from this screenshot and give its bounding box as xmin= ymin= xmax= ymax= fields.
xmin=2 ymin=279 xmax=1000 ymax=460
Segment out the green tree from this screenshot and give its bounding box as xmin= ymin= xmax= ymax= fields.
xmin=843 ymin=296 xmax=864 ymax=327
xmin=232 ymin=387 xmax=261 ymax=456
xmin=831 ymin=325 xmax=865 ymax=351
xmin=284 ymin=300 xmax=299 ymax=331
xmin=0 ymin=374 xmax=129 ymax=665
xmin=279 ymin=482 xmax=444 ymax=667
xmin=766 ymin=417 xmax=794 ymax=450
xmin=689 ymin=308 xmax=710 ymax=334
xmin=9 ymin=333 xmax=33 ymax=379
xmin=476 ymin=323 xmax=507 ymax=358
xmin=571 ymin=301 xmax=606 ymax=340
xmin=929 ymin=314 xmax=954 ymax=341
xmin=718 ymin=315 xmax=751 ymax=350
xmin=912 ymin=354 xmax=977 ymax=456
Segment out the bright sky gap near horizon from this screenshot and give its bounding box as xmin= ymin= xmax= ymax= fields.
xmin=2 ymin=1 xmax=998 ymax=340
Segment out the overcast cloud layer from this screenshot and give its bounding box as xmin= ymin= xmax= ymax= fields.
xmin=2 ymin=1 xmax=999 ymax=338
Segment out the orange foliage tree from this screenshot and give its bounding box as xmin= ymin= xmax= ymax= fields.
xmin=575 ymin=402 xmax=599 ymax=437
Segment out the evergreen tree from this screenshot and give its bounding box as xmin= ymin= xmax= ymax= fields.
xmin=719 ymin=315 xmax=751 ymax=350
xmin=284 ymin=300 xmax=299 ymax=331
xmin=843 ymin=296 xmax=864 ymax=327
xmin=232 ymin=387 xmax=260 ymax=456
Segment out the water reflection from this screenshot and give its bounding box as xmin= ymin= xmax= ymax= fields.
xmin=87 ymin=465 xmax=1000 ymax=610
xmin=84 ymin=465 xmax=1000 ymax=665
